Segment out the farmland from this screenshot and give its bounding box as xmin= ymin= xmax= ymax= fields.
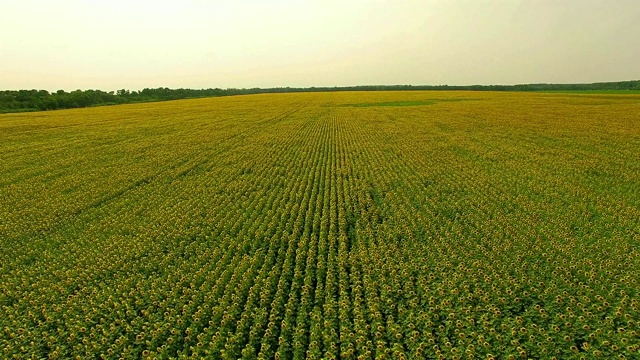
xmin=1 ymin=91 xmax=639 ymax=359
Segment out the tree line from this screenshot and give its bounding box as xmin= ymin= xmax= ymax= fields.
xmin=1 ymin=80 xmax=639 ymax=114
xmin=0 ymin=88 xmax=232 ymax=114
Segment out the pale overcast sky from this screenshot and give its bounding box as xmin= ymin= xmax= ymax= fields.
xmin=1 ymin=0 xmax=638 ymax=91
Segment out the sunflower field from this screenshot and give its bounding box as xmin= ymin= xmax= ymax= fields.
xmin=1 ymin=91 xmax=639 ymax=359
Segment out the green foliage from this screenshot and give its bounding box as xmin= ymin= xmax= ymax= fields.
xmin=0 ymin=88 xmax=229 ymax=114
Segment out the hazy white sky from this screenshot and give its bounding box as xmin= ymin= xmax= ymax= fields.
xmin=1 ymin=0 xmax=639 ymax=91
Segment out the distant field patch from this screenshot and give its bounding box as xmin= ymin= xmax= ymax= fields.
xmin=341 ymin=98 xmax=474 ymax=107
xmin=543 ymin=89 xmax=640 ymax=94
